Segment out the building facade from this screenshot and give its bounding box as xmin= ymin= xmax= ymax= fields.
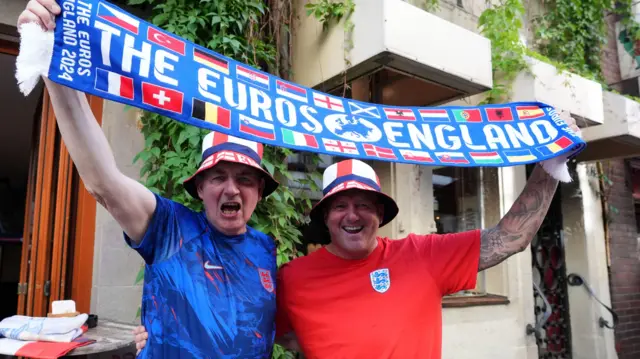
xmin=0 ymin=0 xmax=639 ymax=358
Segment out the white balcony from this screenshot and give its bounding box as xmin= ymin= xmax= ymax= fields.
xmin=291 ymin=0 xmax=493 ymax=105
xmin=511 ymin=57 xmax=604 ymax=126
xmin=577 ymin=91 xmax=640 ymax=162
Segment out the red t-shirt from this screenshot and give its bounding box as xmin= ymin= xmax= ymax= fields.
xmin=276 ymin=230 xmax=481 ymax=359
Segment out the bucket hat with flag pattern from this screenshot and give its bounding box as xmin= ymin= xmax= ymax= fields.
xmin=309 ymin=159 xmax=399 ymax=228
xmin=183 ymin=131 xmax=279 ymax=199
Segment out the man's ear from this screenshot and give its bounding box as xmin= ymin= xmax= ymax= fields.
xmin=195 ymin=175 xmax=205 ymax=200
xmin=377 ymin=203 xmax=384 ymax=223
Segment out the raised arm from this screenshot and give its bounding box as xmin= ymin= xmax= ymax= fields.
xmin=478 ymin=164 xmax=558 ymax=271
xmin=478 ymin=111 xmax=580 ymax=271
xmin=18 ymin=0 xmax=156 ymax=243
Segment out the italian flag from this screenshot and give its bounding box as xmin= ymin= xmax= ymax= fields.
xmin=281 ymin=128 xmax=319 ymax=148
xmin=470 ymin=152 xmax=503 ymax=164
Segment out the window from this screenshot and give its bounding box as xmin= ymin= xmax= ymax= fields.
xmin=433 ymin=166 xmax=501 ymax=298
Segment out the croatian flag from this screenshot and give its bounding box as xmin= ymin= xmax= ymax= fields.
xmin=239 ymin=115 xmax=275 ymax=140
xmin=236 ymin=65 xmax=270 ymax=90
xmin=94 ymin=68 xmax=134 ymax=100
xmin=97 ymin=2 xmax=139 ymax=34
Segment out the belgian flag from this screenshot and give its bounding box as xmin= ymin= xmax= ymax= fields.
xmin=191 ymin=99 xmax=231 ymax=129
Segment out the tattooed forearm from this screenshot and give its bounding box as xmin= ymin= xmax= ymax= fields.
xmin=478 ymin=165 xmax=559 ymax=271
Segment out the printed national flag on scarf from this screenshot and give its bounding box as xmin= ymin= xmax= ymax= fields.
xmin=282 ymin=128 xmax=319 ymax=148
xmin=419 ymin=109 xmax=450 ymax=122
xmin=452 ymin=109 xmax=482 ymax=123
xmin=516 ymin=105 xmax=545 ymax=120
xmin=94 ymin=68 xmax=133 ymax=100
xmin=399 ymin=149 xmax=433 ymax=162
xmin=142 ymin=82 xmax=184 ymax=114
xmin=436 ymin=152 xmax=469 ymax=164
xmin=485 ymin=107 xmax=514 ymax=122
xmin=276 ymin=80 xmax=308 ymax=103
xmin=236 ymin=65 xmax=270 ymax=90
xmin=313 ymin=93 xmax=344 ymax=112
xmin=364 ymin=144 xmax=397 ymax=159
xmin=536 ymin=136 xmax=574 ymax=156
xmin=470 ymin=151 xmax=503 ymax=164
xmin=504 ymin=149 xmax=537 ymax=162
xmin=191 ymin=99 xmax=231 ymax=129
xmin=147 ymin=27 xmax=185 ymax=55
xmin=96 ymin=1 xmax=139 ymax=34
xmin=239 ymin=115 xmax=275 ymax=140
xmin=323 ymin=139 xmax=359 ymax=155
xmin=193 ymin=48 xmax=229 ymax=74
xmin=384 ymin=108 xmax=416 ymax=121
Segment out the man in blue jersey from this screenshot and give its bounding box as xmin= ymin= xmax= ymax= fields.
xmin=18 ymin=1 xmax=280 ymax=357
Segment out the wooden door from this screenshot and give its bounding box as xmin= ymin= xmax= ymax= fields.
xmin=14 ymin=83 xmax=102 ymax=317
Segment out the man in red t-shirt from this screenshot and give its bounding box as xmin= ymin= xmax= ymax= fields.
xmin=275 ymin=108 xmax=580 ymax=357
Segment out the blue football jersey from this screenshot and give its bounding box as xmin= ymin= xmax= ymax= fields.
xmin=126 ymin=194 xmax=277 ymax=358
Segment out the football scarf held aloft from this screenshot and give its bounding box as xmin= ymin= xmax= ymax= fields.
xmin=15 ymin=0 xmax=585 ymax=181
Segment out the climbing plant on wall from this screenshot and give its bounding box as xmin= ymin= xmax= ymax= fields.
xmin=127 ymin=0 xmax=319 ymax=357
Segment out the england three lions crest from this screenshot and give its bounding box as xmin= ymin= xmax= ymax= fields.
xmin=258 ymin=268 xmax=274 ymax=293
xmin=370 ymin=268 xmax=390 ymax=293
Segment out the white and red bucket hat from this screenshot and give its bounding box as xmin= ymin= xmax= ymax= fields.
xmin=309 ymin=159 xmax=399 ymax=227
xmin=183 ymin=131 xmax=279 ymax=199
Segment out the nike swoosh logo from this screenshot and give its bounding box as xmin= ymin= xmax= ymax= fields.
xmin=204 ymin=261 xmax=223 ymax=270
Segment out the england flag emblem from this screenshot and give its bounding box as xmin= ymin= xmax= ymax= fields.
xmin=370 ymin=268 xmax=390 ymax=293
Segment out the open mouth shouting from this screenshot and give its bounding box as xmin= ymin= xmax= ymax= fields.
xmin=342 ymin=225 xmax=363 ymax=234
xmin=220 ymin=201 xmax=241 ymax=217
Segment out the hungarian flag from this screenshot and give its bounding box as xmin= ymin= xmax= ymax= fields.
xmin=470 ymin=152 xmax=503 ymax=164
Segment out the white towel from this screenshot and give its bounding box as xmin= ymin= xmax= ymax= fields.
xmin=0 ymin=314 xmax=88 ymax=343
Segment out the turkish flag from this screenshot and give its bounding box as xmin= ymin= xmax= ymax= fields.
xmin=147 ymin=27 xmax=185 ymax=55
xmin=142 ymin=82 xmax=184 ymax=114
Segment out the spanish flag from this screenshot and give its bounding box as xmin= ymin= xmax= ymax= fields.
xmin=192 ymin=99 xmax=231 ymax=129
xmin=516 ymin=105 xmax=545 ymax=120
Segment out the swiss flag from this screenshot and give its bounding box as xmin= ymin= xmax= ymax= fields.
xmin=147 ymin=27 xmax=186 ymax=56
xmin=142 ymin=82 xmax=184 ymax=114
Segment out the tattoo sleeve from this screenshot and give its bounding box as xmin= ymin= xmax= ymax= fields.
xmin=478 ymin=164 xmax=559 ymax=271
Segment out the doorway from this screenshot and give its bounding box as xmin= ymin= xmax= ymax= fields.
xmin=0 ymin=39 xmax=101 ymax=319
xmin=0 ymin=48 xmax=43 ymax=320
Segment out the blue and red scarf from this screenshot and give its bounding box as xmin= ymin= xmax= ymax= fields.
xmin=15 ymin=0 xmax=585 ymax=178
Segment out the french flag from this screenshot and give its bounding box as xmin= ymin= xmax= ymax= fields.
xmin=97 ymin=2 xmax=140 ymax=34
xmin=94 ymin=68 xmax=134 ymax=100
